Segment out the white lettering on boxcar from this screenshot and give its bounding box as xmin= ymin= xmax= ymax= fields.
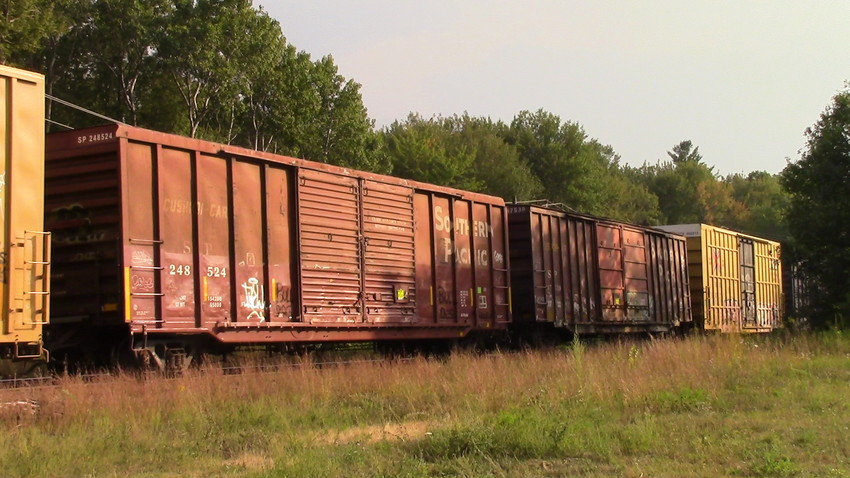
xmin=76 ymin=131 xmax=114 ymax=144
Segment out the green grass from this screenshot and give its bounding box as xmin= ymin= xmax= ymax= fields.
xmin=1 ymin=332 xmax=849 ymax=476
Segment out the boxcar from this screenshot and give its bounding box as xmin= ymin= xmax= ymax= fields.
xmin=45 ymin=124 xmax=510 ymax=367
xmin=508 ymin=204 xmax=691 ymax=334
xmin=0 ymin=65 xmax=51 ymax=374
xmin=782 ymin=261 xmax=808 ymax=326
xmin=656 ymin=224 xmax=783 ymax=333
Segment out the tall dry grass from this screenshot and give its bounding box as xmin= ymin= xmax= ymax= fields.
xmin=0 ymin=332 xmax=847 ymax=476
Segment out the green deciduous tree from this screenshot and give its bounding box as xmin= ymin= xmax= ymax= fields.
xmin=505 ymin=109 xmax=612 ymax=214
xmin=159 ymin=0 xmax=251 ymax=138
xmin=382 ymin=114 xmax=482 ymax=191
xmin=380 ymin=114 xmax=544 ymax=198
xmin=0 ymin=0 xmax=64 ymax=66
xmin=298 ymin=55 xmax=382 ymax=171
xmin=781 ymin=88 xmax=850 ymax=328
xmin=29 ymin=0 xmax=377 ymax=170
xmin=454 ymin=115 xmax=543 ymax=201
xmin=637 ymin=140 xmax=741 ymax=226
xmin=77 ymin=0 xmax=170 ymax=125
xmin=725 ymin=171 xmax=788 ymax=239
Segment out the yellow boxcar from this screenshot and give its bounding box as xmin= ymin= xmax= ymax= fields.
xmin=656 ymin=224 xmax=782 ymax=333
xmin=0 ymin=65 xmax=50 ymax=374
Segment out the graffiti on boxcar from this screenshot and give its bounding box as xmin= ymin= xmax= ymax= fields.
xmin=272 ymin=283 xmax=292 ymax=320
xmin=437 ymin=285 xmax=455 ymax=319
xmin=493 ymin=251 xmax=504 ymax=265
xmin=48 ymin=203 xmax=116 ymax=245
xmin=49 ymin=203 xmax=90 ymax=222
xmin=53 ymin=226 xmax=110 ymax=244
xmin=722 ymin=299 xmax=740 ymax=322
xmin=131 ymin=274 xmax=154 ymax=292
xmin=241 ymin=277 xmax=265 ymax=321
xmin=132 ymin=250 xmax=154 ymax=266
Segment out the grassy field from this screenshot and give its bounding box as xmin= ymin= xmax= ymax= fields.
xmin=0 ymin=332 xmax=849 ymax=477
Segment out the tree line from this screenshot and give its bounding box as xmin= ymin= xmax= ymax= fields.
xmin=3 ymin=0 xmax=848 ymax=327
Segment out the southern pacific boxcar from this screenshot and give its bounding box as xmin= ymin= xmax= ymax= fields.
xmin=0 ymin=65 xmax=51 ymax=374
xmin=656 ymin=224 xmax=783 ymax=333
xmin=45 ymin=124 xmax=510 ymax=368
xmin=508 ymin=204 xmax=691 ymax=335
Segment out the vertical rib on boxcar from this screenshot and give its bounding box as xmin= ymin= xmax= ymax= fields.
xmin=656 ymin=224 xmax=783 ymax=333
xmin=508 ymin=204 xmax=691 ymax=335
xmin=0 ymin=65 xmax=51 ymax=375
xmin=45 ymin=124 xmax=510 ymax=367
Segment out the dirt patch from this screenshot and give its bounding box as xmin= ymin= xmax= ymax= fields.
xmin=321 ymin=420 xmax=433 ymax=445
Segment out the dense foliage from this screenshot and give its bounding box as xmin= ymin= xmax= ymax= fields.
xmin=3 ymin=0 xmax=379 ymax=169
xmin=781 ymin=89 xmax=850 ymax=328
xmin=382 ymin=114 xmax=788 ymax=234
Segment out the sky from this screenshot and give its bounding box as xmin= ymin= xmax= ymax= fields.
xmin=259 ymin=1 xmax=850 ymax=175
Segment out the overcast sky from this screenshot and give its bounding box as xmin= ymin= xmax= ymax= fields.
xmin=259 ymin=1 xmax=850 ymax=175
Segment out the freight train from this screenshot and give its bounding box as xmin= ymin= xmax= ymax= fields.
xmin=0 ymin=64 xmax=786 ymax=374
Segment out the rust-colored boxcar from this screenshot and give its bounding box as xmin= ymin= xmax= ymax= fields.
xmin=656 ymin=224 xmax=782 ymax=333
xmin=508 ymin=204 xmax=691 ymax=334
xmin=45 ymin=124 xmax=510 ymax=365
xmin=0 ymin=65 xmax=50 ymax=371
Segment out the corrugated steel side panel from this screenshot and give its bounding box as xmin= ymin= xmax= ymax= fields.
xmin=122 ymin=137 xmax=158 ymax=326
xmin=158 ymin=146 xmax=196 ymax=327
xmin=265 ymin=165 xmax=295 ymax=321
xmin=567 ymin=214 xmax=598 ymax=327
xmin=646 ymin=232 xmax=691 ymax=327
xmin=0 ymin=65 xmax=48 ymax=352
xmin=597 ymin=224 xmax=653 ymax=322
xmin=197 ymin=154 xmax=231 ymax=326
xmin=46 ymin=129 xmax=121 ymax=326
xmin=362 ymin=181 xmax=416 ymax=323
xmin=231 ymin=161 xmax=266 ymax=323
xmin=508 ymin=205 xmax=600 ymax=329
xmin=298 ymin=169 xmax=362 ymax=323
xmin=509 ymin=205 xmax=689 ymax=333
xmin=416 ymin=194 xmax=510 ymax=329
xmin=506 ymin=206 xmax=535 ymax=323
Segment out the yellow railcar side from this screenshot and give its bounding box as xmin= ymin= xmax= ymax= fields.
xmin=658 ymin=224 xmax=782 ymax=333
xmin=0 ymin=64 xmax=50 ymax=375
